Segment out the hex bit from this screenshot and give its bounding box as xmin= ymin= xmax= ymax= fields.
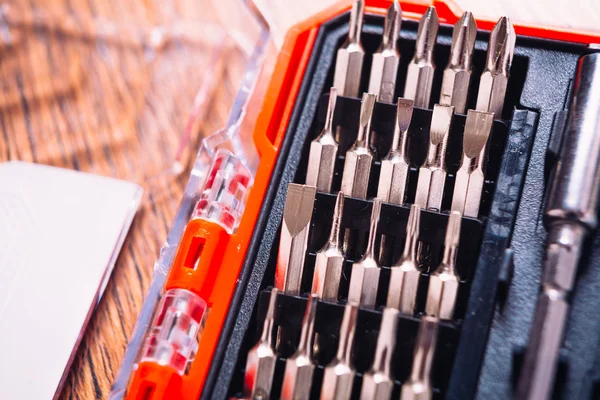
xmin=320 ymin=302 xmax=359 ymax=400
xmin=348 ymin=199 xmax=382 ymax=307
xmin=311 ymin=191 xmax=346 ymax=301
xmin=360 ymin=308 xmax=399 ymax=400
xmin=404 ymin=6 xmax=439 ymax=109
xmin=425 ymin=211 xmax=462 ymax=320
xmin=450 ymin=109 xmax=494 ymax=218
xmin=400 ymin=316 xmax=440 ymax=400
xmin=439 ymin=12 xmax=477 ymax=114
xmin=275 ymin=184 xmax=317 ymax=295
xmin=475 ymin=17 xmax=516 ymax=118
xmin=376 ymin=98 xmax=414 ymax=205
xmin=386 ymin=204 xmax=421 ymax=314
xmin=414 ymin=104 xmax=455 ymax=211
xmin=243 ymin=289 xmax=279 ymax=399
xmin=341 ymin=92 xmax=377 ymax=199
xmin=281 ymin=295 xmax=319 ymax=400
xmin=333 ymin=0 xmax=365 ymax=98
xmin=368 ymin=0 xmax=401 ymax=104
xmin=306 ymin=88 xmax=339 ymax=193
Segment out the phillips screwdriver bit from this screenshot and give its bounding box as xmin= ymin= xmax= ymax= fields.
xmin=306 ymin=88 xmax=339 ymax=193
xmin=348 ymin=199 xmax=382 ymax=307
xmin=475 ymin=17 xmax=516 ymax=118
xmin=275 ymin=184 xmax=317 ymax=295
xmin=320 ymin=302 xmax=359 ymax=400
xmin=368 ymin=0 xmax=401 ymax=104
xmin=312 ymin=191 xmax=346 ymax=301
xmin=400 ymin=316 xmax=440 ymax=400
xmin=377 ymin=98 xmax=414 ymax=205
xmin=414 ymin=104 xmax=455 ymax=211
xmin=387 ymin=204 xmax=421 ymax=314
xmin=243 ymin=289 xmax=279 ymax=399
xmin=360 ymin=307 xmax=399 ymax=400
xmin=439 ymin=12 xmax=477 ymax=114
xmin=341 ymin=92 xmax=377 ymax=199
xmin=281 ymin=295 xmax=319 ymax=400
xmin=450 ymin=110 xmax=494 ymax=218
xmin=334 ymin=0 xmax=365 ymax=98
xmin=425 ymin=211 xmax=461 ymax=319
xmin=404 ymin=6 xmax=439 ymax=109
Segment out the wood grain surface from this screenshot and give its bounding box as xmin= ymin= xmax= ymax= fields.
xmin=1 ymin=0 xmax=598 ymax=399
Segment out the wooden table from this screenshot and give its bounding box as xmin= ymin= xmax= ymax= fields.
xmin=1 ymin=1 xmax=597 ymax=399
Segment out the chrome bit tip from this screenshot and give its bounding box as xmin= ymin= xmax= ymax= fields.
xmin=486 ymin=16 xmax=516 ymax=75
xmin=381 ymin=0 xmax=401 ymax=51
xmin=329 ymin=191 xmax=345 ymax=246
xmin=401 ymin=316 xmax=440 ymax=400
xmin=395 ymin=98 xmax=415 ymax=138
xmin=348 ymin=0 xmax=365 ymax=44
xmin=324 ymin=87 xmax=338 ymax=133
xmin=360 ymin=308 xmax=399 ymax=400
xmin=414 ymin=6 xmax=439 ymax=62
xmin=444 ymin=211 xmax=462 ymax=251
xmin=358 ymin=92 xmax=377 ymax=143
xmin=448 ymin=12 xmax=477 ymax=70
xmin=405 ymin=204 xmax=421 ymax=245
xmin=366 ymin=198 xmax=383 ymax=257
xmin=463 ymin=108 xmax=494 ymax=158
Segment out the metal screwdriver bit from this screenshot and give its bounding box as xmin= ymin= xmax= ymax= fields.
xmin=320 ymin=303 xmax=359 ymax=400
xmin=368 ymin=0 xmax=401 ymax=104
xmin=275 ymin=184 xmax=317 ymax=295
xmin=341 ymin=93 xmax=377 ymax=199
xmin=360 ymin=308 xmax=399 ymax=400
xmin=439 ymin=12 xmax=477 ymax=114
xmin=425 ymin=211 xmax=461 ymax=319
xmin=475 ymin=17 xmax=516 ymax=118
xmin=281 ymin=295 xmax=319 ymax=400
xmin=414 ymin=104 xmax=455 ymax=211
xmin=400 ymin=316 xmax=440 ymax=400
xmin=348 ymin=199 xmax=382 ymax=307
xmin=377 ymin=98 xmax=414 ymax=205
xmin=312 ymin=191 xmax=346 ymax=301
xmin=404 ymin=6 xmax=439 ymax=109
xmin=244 ymin=289 xmax=279 ymax=399
xmin=450 ymin=110 xmax=494 ymax=218
xmin=333 ymin=0 xmax=365 ymax=98
xmin=306 ymin=88 xmax=339 ymax=193
xmin=387 ymin=204 xmax=421 ymax=314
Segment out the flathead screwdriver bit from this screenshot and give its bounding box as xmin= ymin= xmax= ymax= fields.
xmin=414 ymin=104 xmax=455 ymax=211
xmin=475 ymin=17 xmax=516 ymax=118
xmin=243 ymin=289 xmax=279 ymax=399
xmin=320 ymin=302 xmax=359 ymax=400
xmin=377 ymin=98 xmax=414 ymax=205
xmin=333 ymin=0 xmax=365 ymax=98
xmin=341 ymin=93 xmax=377 ymax=199
xmin=275 ymin=184 xmax=317 ymax=295
xmin=368 ymin=0 xmax=401 ymax=104
xmin=439 ymin=12 xmax=477 ymax=114
xmin=387 ymin=204 xmax=421 ymax=314
xmin=306 ymin=88 xmax=339 ymax=193
xmin=426 ymin=211 xmax=462 ymax=319
xmin=404 ymin=6 xmax=439 ymax=109
xmin=450 ymin=109 xmax=494 ymax=218
xmin=400 ymin=316 xmax=440 ymax=400
xmin=348 ymin=199 xmax=382 ymax=307
xmin=360 ymin=308 xmax=399 ymax=400
xmin=312 ymin=191 xmax=346 ymax=301
xmin=281 ymin=295 xmax=319 ymax=400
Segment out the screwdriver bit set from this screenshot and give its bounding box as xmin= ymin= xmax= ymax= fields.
xmin=111 ymin=1 xmax=600 ymax=400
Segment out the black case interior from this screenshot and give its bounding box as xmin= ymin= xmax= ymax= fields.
xmin=199 ymin=10 xmax=600 ymax=400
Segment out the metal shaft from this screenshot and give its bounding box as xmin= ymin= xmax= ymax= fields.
xmin=404 ymin=6 xmax=439 ymax=109
xmin=320 ymin=302 xmax=359 ymax=400
xmin=368 ymin=0 xmax=401 ymax=104
xmin=517 ymin=53 xmax=600 ymax=400
xmin=281 ymin=295 xmax=319 ymax=400
xmin=401 ymin=316 xmax=440 ymax=400
xmin=333 ymin=0 xmax=365 ymax=98
xmin=244 ymin=289 xmax=279 ymax=399
xmin=306 ymin=88 xmax=339 ymax=193
xmin=275 ymin=184 xmax=317 ymax=294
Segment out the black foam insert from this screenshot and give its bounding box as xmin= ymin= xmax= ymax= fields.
xmin=199 ymin=8 xmax=595 ymax=400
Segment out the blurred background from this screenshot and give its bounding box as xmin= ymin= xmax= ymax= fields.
xmin=0 ymin=0 xmax=597 ymax=398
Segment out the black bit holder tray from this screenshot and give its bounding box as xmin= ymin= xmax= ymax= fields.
xmin=199 ymin=7 xmax=597 ymax=400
